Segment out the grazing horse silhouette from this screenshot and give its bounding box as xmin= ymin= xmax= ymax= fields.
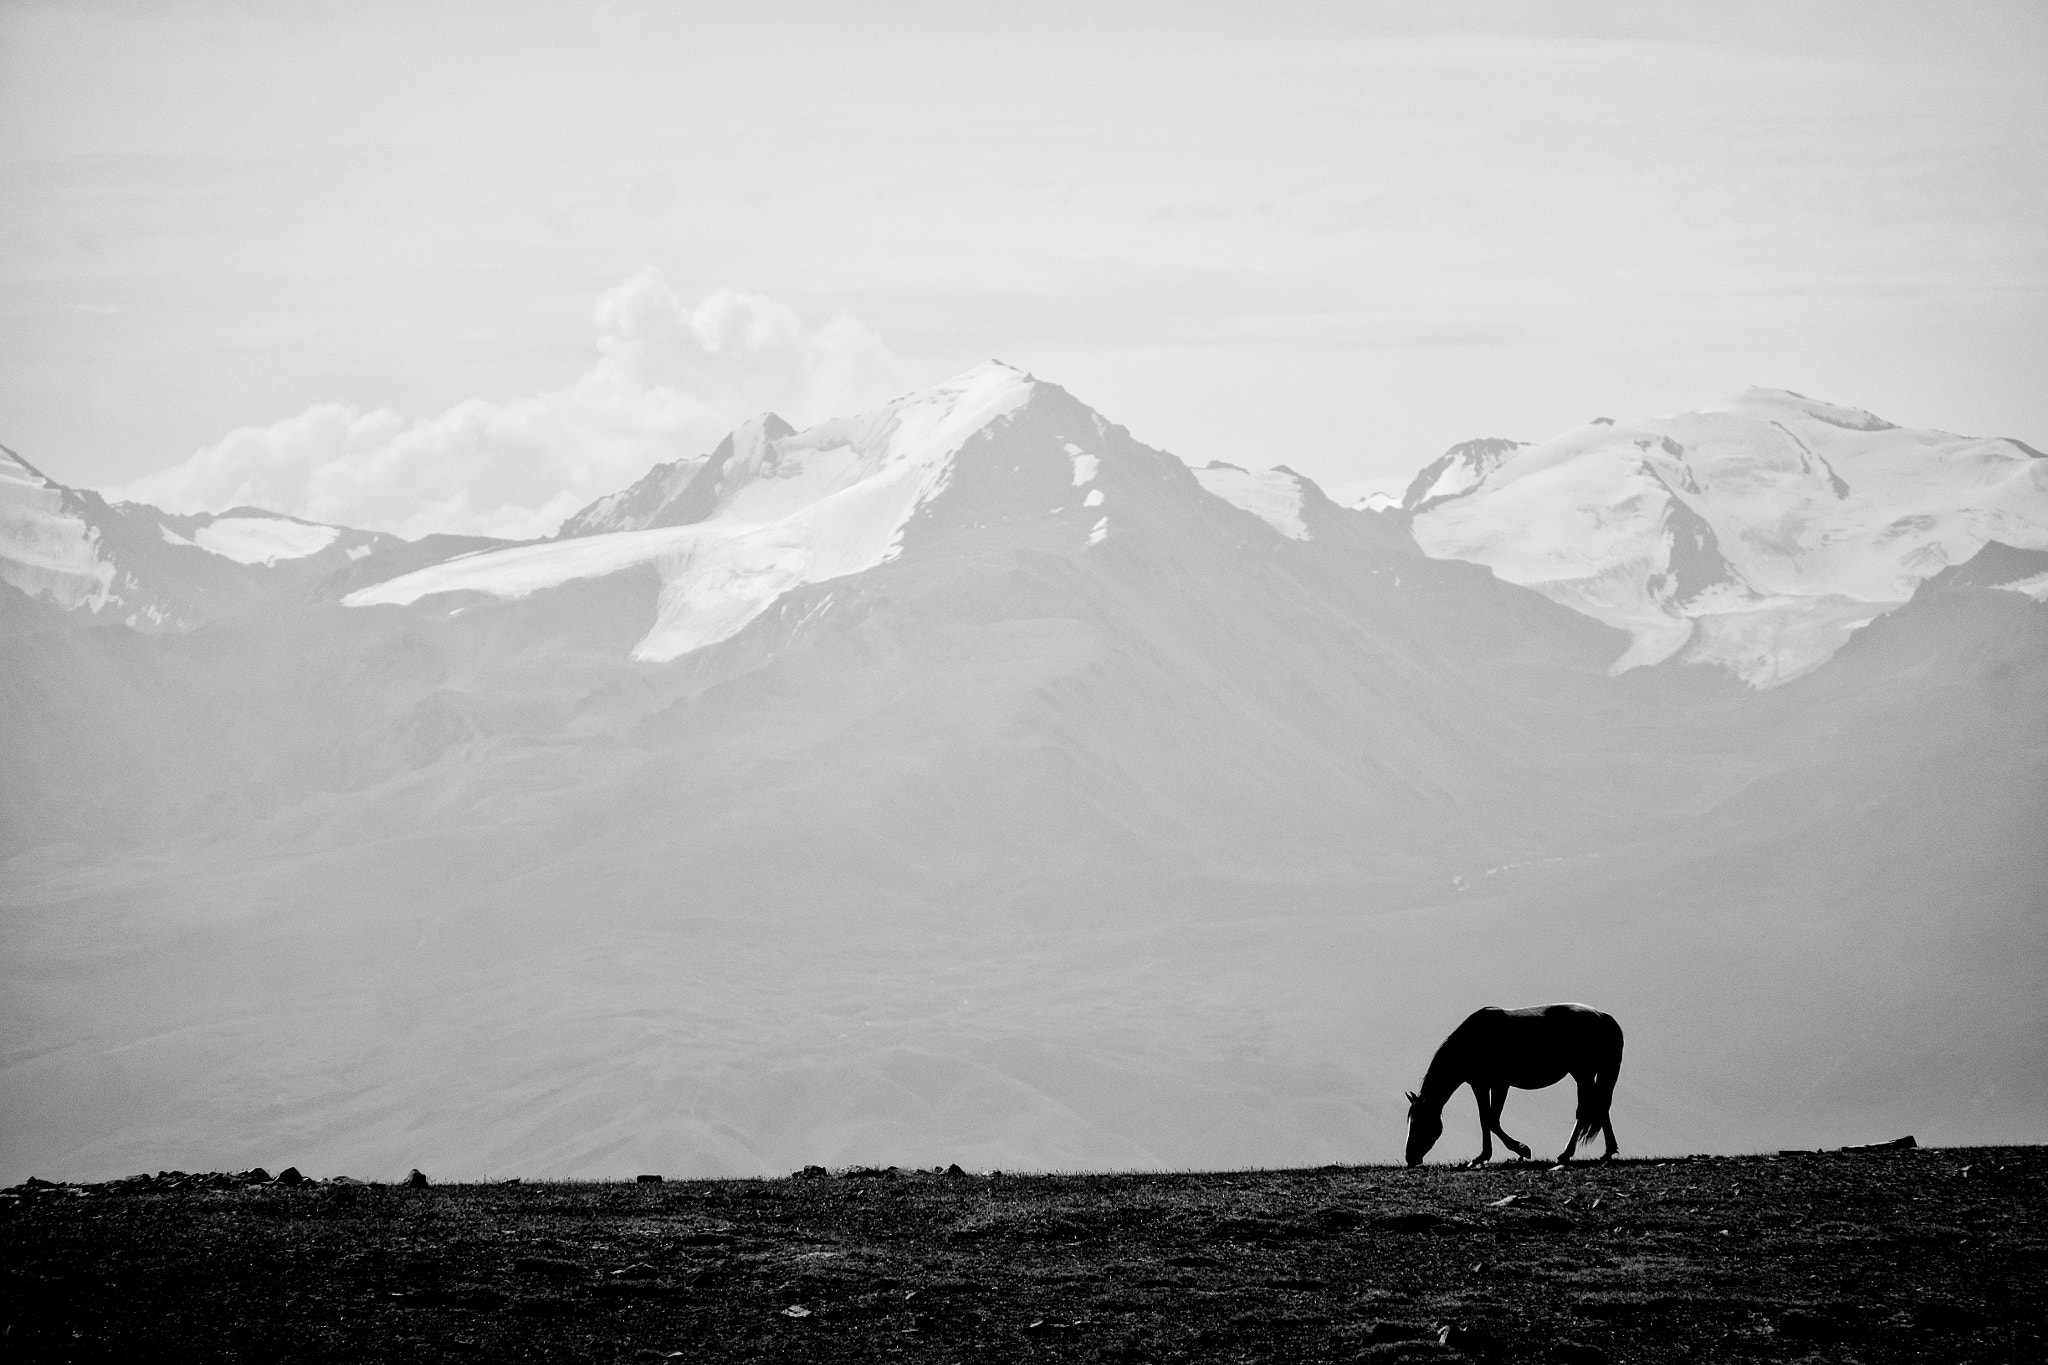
xmin=1404 ymin=1003 xmax=1623 ymax=1166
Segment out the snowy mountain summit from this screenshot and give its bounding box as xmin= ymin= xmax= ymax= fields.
xmin=10 ymin=371 xmax=2044 ymax=695
xmin=1407 ymin=389 xmax=2048 ymax=686
xmin=346 ymin=362 xmax=1117 ymax=660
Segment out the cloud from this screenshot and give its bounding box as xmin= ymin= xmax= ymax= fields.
xmin=110 ymin=272 xmax=907 ymax=539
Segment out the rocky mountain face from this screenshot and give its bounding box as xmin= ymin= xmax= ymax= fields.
xmin=553 ymin=413 xmax=798 ymax=538
xmin=1399 ymin=437 xmax=1526 ymax=515
xmin=1 ymin=371 xmax=2042 ymax=1184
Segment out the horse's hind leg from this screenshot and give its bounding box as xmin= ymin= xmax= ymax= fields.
xmin=1597 ymin=1067 xmax=1620 ymax=1160
xmin=1558 ymin=1071 xmax=1596 ymax=1164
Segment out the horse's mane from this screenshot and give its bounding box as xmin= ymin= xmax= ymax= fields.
xmin=1414 ymin=1010 xmax=1484 ymax=1103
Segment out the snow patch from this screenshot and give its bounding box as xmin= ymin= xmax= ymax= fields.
xmin=193 ymin=516 xmax=341 ymax=565
xmin=1087 ymin=517 xmax=1109 ymax=546
xmin=0 ymin=452 xmax=116 ymax=610
xmin=346 ymin=544 xmax=372 ymax=561
xmin=1995 ymin=570 xmax=2048 ymax=602
xmin=1084 ymin=489 xmax=1104 ymax=509
xmin=1324 ymin=475 xmax=1407 ymax=512
xmin=1066 ymin=445 xmax=1100 ymax=487
xmin=159 ymin=525 xmax=196 ymax=547
xmin=1192 ymin=464 xmax=1310 ymax=540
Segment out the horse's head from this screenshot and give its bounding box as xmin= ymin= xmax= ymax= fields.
xmin=1403 ymin=1089 xmax=1441 ymax=1166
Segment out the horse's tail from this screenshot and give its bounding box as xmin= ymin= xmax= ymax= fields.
xmin=1575 ymin=1016 xmax=1624 ymax=1143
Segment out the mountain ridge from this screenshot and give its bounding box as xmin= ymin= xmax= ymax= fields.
xmin=2 ymin=371 xmax=2042 ymax=1184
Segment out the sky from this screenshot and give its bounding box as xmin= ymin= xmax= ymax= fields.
xmin=2 ymin=0 xmax=2045 ymax=537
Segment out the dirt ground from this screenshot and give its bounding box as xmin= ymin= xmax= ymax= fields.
xmin=3 ymin=1145 xmax=2041 ymax=1363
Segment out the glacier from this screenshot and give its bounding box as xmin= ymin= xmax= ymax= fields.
xmin=1409 ymin=388 xmax=2048 ymax=686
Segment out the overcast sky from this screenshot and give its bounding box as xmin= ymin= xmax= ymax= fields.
xmin=3 ymin=0 xmax=2044 ymax=536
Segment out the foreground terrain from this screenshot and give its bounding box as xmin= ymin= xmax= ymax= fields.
xmin=3 ymin=1144 xmax=2041 ymax=1363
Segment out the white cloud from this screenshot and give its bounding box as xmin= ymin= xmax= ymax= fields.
xmin=111 ymin=272 xmax=907 ymax=539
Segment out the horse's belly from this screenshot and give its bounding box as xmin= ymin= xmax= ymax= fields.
xmin=1507 ymin=1065 xmax=1571 ymax=1090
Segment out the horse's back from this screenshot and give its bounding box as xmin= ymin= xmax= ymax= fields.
xmin=1474 ymin=1003 xmax=1622 ymax=1060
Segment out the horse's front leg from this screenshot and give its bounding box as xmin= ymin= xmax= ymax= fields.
xmin=1486 ymin=1084 xmax=1532 ymax=1162
xmin=1467 ymin=1084 xmax=1495 ymax=1166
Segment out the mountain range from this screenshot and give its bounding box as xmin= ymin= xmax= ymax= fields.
xmin=2 ymin=366 xmax=2044 ymax=1184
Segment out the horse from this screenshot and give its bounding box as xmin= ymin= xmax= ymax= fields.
xmin=1404 ymin=1003 xmax=1623 ymax=1166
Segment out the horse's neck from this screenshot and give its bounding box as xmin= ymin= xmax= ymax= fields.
xmin=1417 ymin=1043 xmax=1468 ymax=1112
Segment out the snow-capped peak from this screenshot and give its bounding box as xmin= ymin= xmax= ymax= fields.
xmin=346 ymin=362 xmax=1040 ymax=661
xmin=1408 ymin=395 xmax=2048 ymax=687
xmin=1706 ymin=386 xmax=1898 ymax=433
xmin=1400 ymin=438 xmax=1526 ymax=513
xmin=0 ymin=444 xmax=118 ymax=612
xmin=557 ymin=411 xmax=798 ymax=538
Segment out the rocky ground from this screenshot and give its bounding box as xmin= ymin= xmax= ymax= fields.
xmin=2 ymin=1145 xmax=2041 ymax=1363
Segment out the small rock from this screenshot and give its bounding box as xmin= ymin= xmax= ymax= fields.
xmin=781 ymin=1304 xmax=812 ymax=1319
xmin=237 ymin=1168 xmax=271 ymax=1185
xmin=272 ymin=1167 xmax=306 ymax=1188
xmin=1841 ymin=1135 xmax=1916 ymax=1151
xmin=945 ymin=1163 xmax=967 ymax=1176
xmin=1440 ymin=1322 xmax=1506 ymax=1356
xmin=635 ymin=1173 xmax=663 ymax=1184
xmin=404 ymin=1169 xmax=429 ymax=1189
xmin=792 ymin=1165 xmax=829 ymax=1180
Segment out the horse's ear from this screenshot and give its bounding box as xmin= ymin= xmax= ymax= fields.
xmin=1404 ymin=1090 xmax=1418 ymax=1104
